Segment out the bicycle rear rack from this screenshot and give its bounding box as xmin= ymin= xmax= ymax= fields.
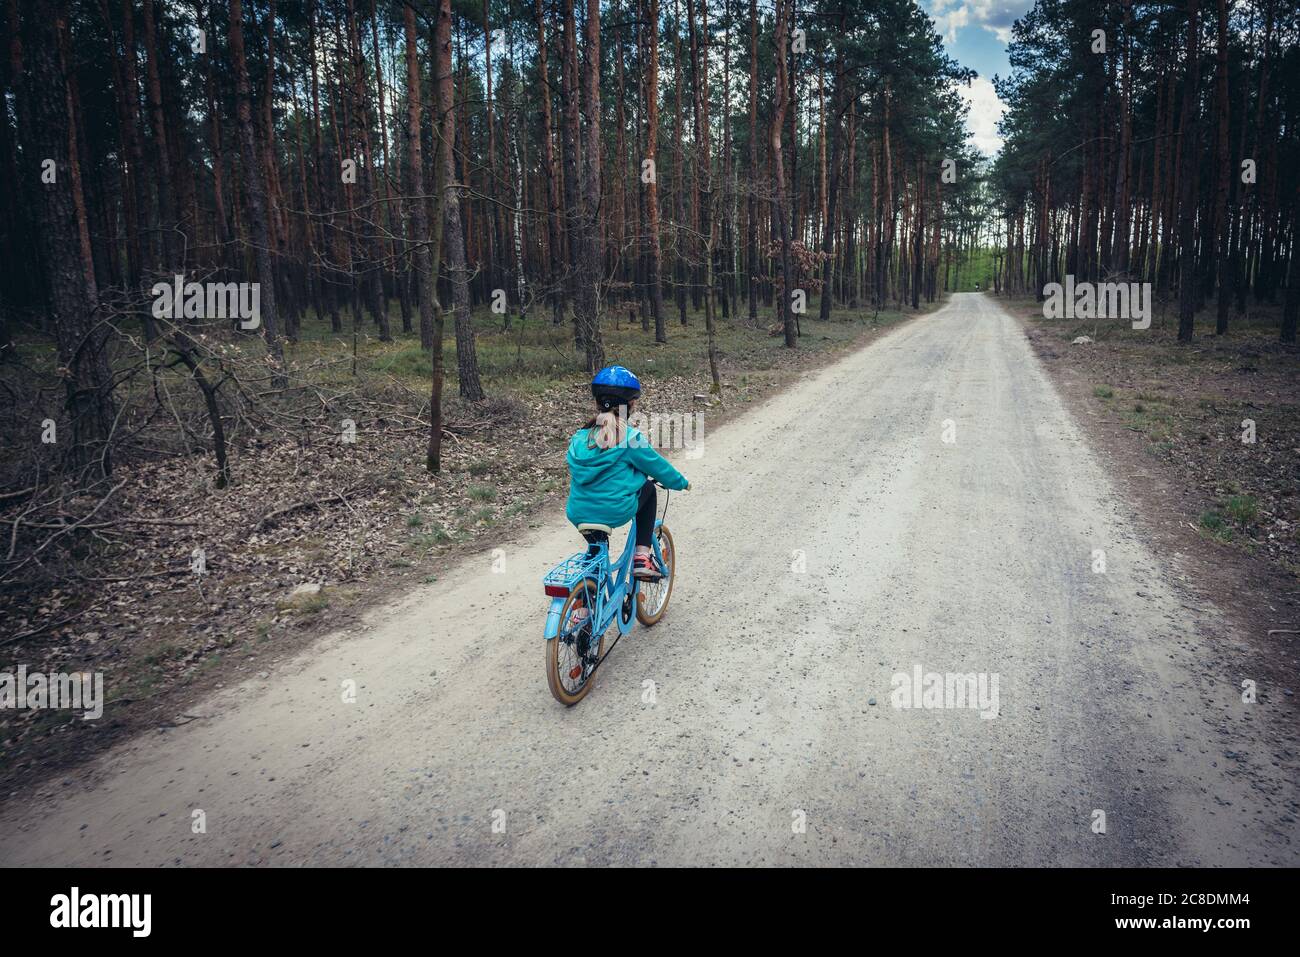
xmin=542 ymin=552 xmax=603 ymax=597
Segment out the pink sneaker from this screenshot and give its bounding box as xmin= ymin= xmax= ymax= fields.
xmin=633 ymin=552 xmax=665 ymax=580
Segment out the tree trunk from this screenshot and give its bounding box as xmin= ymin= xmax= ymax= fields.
xmin=20 ymin=0 xmax=116 ymax=477
xmin=344 ymin=0 xmax=387 ymax=339
xmin=771 ymin=0 xmax=796 ymax=347
xmin=140 ymin=0 xmax=176 ymax=271
xmin=371 ymin=0 xmax=407 ymax=335
xmin=672 ymin=0 xmax=688 ymax=325
xmin=688 ymin=0 xmax=721 ymax=391
xmin=98 ymin=0 xmax=145 ymax=308
xmin=644 ymin=0 xmax=666 ymax=342
xmin=1213 ymin=0 xmax=1232 ymax=334
xmin=746 ymin=0 xmax=759 ymax=323
xmin=411 ymin=3 xmax=446 ymax=469
xmin=574 ymin=0 xmax=606 ymax=371
xmin=437 ymin=0 xmax=484 ymax=401
xmin=818 ymin=32 xmax=846 ymax=321
xmin=1282 ymin=183 xmax=1298 ymax=343
xmin=1176 ymin=0 xmax=1201 ymax=342
xmin=404 ymin=4 xmax=432 ymax=344
xmin=535 ymin=0 xmax=564 ymax=326
xmin=560 ymin=0 xmax=582 ymax=341
xmin=229 ymin=0 xmax=285 ymax=381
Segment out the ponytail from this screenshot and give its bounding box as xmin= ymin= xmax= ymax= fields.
xmin=587 ymin=411 xmax=624 ymax=449
xmin=583 ymin=401 xmax=633 ymax=450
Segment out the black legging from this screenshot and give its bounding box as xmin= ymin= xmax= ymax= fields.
xmin=635 ymin=479 xmax=657 ymax=547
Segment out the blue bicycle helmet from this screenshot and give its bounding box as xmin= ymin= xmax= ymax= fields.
xmin=591 ymin=365 xmax=641 ymax=411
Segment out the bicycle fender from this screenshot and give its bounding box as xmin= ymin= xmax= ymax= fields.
xmin=543 ymin=597 xmax=566 ymax=640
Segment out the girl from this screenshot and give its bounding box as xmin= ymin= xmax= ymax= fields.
xmin=566 ymin=365 xmax=690 ymax=579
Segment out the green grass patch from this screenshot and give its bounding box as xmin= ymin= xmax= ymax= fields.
xmin=279 ymin=294 xmax=917 ymax=399
xmin=411 ymin=525 xmax=454 ymax=549
xmin=469 ymin=484 xmax=497 ymax=503
xmin=1200 ymin=495 xmax=1260 ymax=543
xmin=274 ymin=591 xmax=329 ymax=616
xmin=143 ymin=644 xmax=184 ymax=666
xmin=371 ymin=345 xmax=432 ymax=379
xmin=1199 ymin=511 xmax=1233 ymax=542
xmin=1224 ymin=494 xmax=1259 ymax=526
xmin=1123 ymin=405 xmax=1174 ymax=441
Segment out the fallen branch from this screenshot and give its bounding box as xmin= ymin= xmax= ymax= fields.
xmin=72 ymin=567 xmax=190 ymax=584
xmin=251 ymin=483 xmax=374 ymax=533
xmin=0 ymin=598 xmax=111 ymax=648
xmin=0 ymin=480 xmax=128 ymax=584
xmin=15 ymin=516 xmax=201 ymax=530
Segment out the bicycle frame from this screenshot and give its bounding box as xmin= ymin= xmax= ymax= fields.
xmin=542 ymin=516 xmax=667 ymax=643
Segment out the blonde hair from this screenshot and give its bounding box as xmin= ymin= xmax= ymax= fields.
xmin=589 ymin=410 xmax=625 ymax=449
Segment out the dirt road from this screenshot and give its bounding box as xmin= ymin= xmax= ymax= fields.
xmin=3 ymin=293 xmax=1295 ymax=866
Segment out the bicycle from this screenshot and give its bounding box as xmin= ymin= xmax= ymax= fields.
xmin=541 ymin=486 xmax=677 ymax=705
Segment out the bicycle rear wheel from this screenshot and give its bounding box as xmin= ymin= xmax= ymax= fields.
xmin=636 ymin=524 xmax=675 ymax=626
xmin=546 ymin=579 xmax=605 ymax=705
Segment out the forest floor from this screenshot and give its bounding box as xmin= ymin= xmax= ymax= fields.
xmin=1008 ymin=293 xmax=1300 ymax=678
xmin=0 ymin=296 xmax=934 ymax=795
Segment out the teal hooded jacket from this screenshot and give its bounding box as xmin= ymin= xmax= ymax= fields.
xmin=565 ymin=424 xmax=689 ymax=528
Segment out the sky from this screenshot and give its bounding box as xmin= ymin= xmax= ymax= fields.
xmin=919 ymin=0 xmax=1034 ymax=157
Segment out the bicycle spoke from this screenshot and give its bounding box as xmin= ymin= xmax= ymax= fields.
xmin=556 ymin=589 xmax=601 ymax=694
xmin=640 ymin=530 xmax=674 ymax=618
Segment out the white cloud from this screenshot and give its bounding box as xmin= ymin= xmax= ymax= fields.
xmin=956 ymin=76 xmax=1007 ymax=157
xmin=928 ymin=0 xmax=1025 ymax=45
xmin=928 ymin=0 xmax=967 ymax=43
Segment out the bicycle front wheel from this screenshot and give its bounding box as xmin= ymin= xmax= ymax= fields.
xmin=546 ymin=579 xmax=605 ymax=705
xmin=636 ymin=524 xmax=675 ymax=626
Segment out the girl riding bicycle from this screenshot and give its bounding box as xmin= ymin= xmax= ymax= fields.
xmin=566 ymin=365 xmax=690 ymax=580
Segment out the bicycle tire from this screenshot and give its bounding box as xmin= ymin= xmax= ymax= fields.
xmin=636 ymin=524 xmax=675 ymax=626
xmin=546 ymin=578 xmax=605 ymax=705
